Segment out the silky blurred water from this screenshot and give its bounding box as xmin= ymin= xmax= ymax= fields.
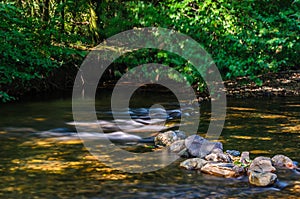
xmin=0 ymin=92 xmax=299 ymax=198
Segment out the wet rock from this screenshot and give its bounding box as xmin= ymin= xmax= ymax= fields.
xmin=248 ymin=156 xmax=276 ymax=173
xmin=271 ymin=154 xmax=295 ymax=169
xmin=185 ymin=135 xmax=223 ymax=158
xmin=248 ymin=171 xmax=277 ymax=187
xmin=226 ymin=150 xmax=241 ymax=157
xmin=205 ymin=152 xmax=232 ymax=163
xmin=201 ymin=163 xmax=244 ymax=178
xmin=211 ymin=148 xmax=223 ymax=154
xmin=293 ymin=161 xmax=299 ymax=167
xmin=180 ymin=158 xmax=207 ymax=170
xmin=240 ymin=151 xmax=250 ymax=165
xmin=177 ymin=148 xmax=190 ymax=158
xmin=169 ymin=140 xmax=186 ymax=153
xmin=166 ymin=109 xmax=182 ymax=119
xmin=154 ymin=130 xmax=186 ymax=146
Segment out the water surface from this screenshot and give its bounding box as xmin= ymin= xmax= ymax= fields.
xmin=0 ymin=93 xmax=299 ymax=198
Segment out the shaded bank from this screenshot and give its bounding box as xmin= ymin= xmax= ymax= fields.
xmin=224 ymin=70 xmax=300 ymax=98
xmin=2 ymin=69 xmax=299 ymax=104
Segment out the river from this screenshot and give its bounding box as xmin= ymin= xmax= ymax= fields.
xmin=0 ymin=92 xmax=299 ymax=198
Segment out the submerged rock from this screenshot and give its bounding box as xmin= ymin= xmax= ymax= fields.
xmin=201 ymin=163 xmax=244 ymax=178
xmin=248 ymin=157 xmax=276 ymax=173
xmin=271 ymin=154 xmax=295 ymax=169
xmin=154 ymin=130 xmax=186 ymax=146
xmin=248 ymin=171 xmax=277 ymax=187
xmin=185 ymin=135 xmax=223 ymax=158
xmin=180 ymin=158 xmax=207 ymax=170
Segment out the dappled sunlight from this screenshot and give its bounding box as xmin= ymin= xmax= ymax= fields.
xmin=260 ymin=114 xmax=288 ymax=119
xmin=20 ymin=139 xmax=56 ymax=148
xmin=224 ymin=125 xmax=245 ymax=130
xmin=228 ymin=107 xmax=257 ymax=111
xmin=20 ymin=137 xmax=83 ymax=148
xmin=250 ymin=150 xmax=271 ymax=155
xmin=1 ymin=96 xmax=299 ymax=198
xmin=10 ymin=159 xmax=83 ymax=173
xmin=89 ymin=172 xmax=128 ymax=181
xmin=8 ymin=147 xmax=131 ymax=180
xmin=33 ymin=117 xmax=47 ymax=122
xmin=225 ymin=105 xmax=299 ymax=139
xmin=230 ymin=135 xmax=252 ymax=140
xmin=286 ymin=104 xmax=300 ymax=108
xmin=258 ymin=137 xmax=272 ymax=141
xmin=264 ymin=127 xmax=278 ymax=133
xmin=2 ymin=186 xmax=23 ymax=192
xmin=281 ymin=124 xmax=300 ymax=134
xmin=55 ymin=139 xmax=83 ymax=145
xmin=226 ymin=112 xmax=254 ymax=119
xmin=282 ymin=148 xmax=297 ymax=153
xmin=229 ymin=135 xmax=272 ymax=141
xmin=289 ymin=182 xmax=300 ymax=194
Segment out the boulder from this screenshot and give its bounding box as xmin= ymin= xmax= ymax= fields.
xmin=248 ymin=156 xmax=276 ymax=173
xmin=185 ymin=135 xmax=223 ymax=158
xmin=271 ymin=154 xmax=295 ymax=169
xmin=154 ymin=130 xmax=186 ymax=146
xmin=180 ymin=158 xmax=207 ymax=170
xmin=248 ymin=171 xmax=277 ymax=187
xmin=201 ymin=162 xmax=244 ymax=178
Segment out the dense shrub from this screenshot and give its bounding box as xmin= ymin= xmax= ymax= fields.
xmin=0 ymin=0 xmax=299 ymax=101
xmin=0 ymin=2 xmax=86 ymax=102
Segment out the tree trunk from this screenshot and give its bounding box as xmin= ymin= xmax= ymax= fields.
xmin=42 ymin=0 xmax=50 ymax=22
xmin=61 ymin=0 xmax=65 ymax=33
xmin=89 ymin=1 xmax=100 ymax=44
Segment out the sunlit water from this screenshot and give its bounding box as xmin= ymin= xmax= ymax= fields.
xmin=0 ymin=92 xmax=299 ymax=198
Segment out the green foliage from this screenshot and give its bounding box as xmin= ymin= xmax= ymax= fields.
xmin=0 ymin=2 xmax=86 ymax=102
xmin=123 ymin=0 xmax=299 ymax=85
xmin=1 ymin=0 xmax=299 ymax=101
xmin=233 ymin=159 xmax=252 ymax=168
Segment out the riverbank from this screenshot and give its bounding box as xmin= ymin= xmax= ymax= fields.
xmin=98 ymin=70 xmax=300 ymax=101
xmin=4 ymin=70 xmax=299 ymax=103
xmin=224 ymin=70 xmax=300 ymax=98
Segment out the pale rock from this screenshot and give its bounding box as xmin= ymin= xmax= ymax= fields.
xmin=248 ymin=171 xmax=277 ymax=187
xmin=248 ymin=156 xmax=276 ymax=173
xmin=205 ymin=152 xmax=232 ymax=163
xmin=201 ymin=163 xmax=244 ymax=178
xmin=180 ymin=158 xmax=207 ymax=170
xmin=271 ymin=154 xmax=295 ymax=169
xmin=154 ymin=130 xmax=186 ymax=146
xmin=185 ymin=135 xmax=223 ymax=158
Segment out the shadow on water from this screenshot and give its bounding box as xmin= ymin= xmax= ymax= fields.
xmin=0 ymin=93 xmax=299 ymax=198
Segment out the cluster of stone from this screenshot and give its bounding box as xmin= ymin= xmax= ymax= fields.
xmin=154 ymin=131 xmax=297 ymax=187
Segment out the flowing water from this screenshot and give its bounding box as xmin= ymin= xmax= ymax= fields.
xmin=0 ymin=92 xmax=299 ymax=198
